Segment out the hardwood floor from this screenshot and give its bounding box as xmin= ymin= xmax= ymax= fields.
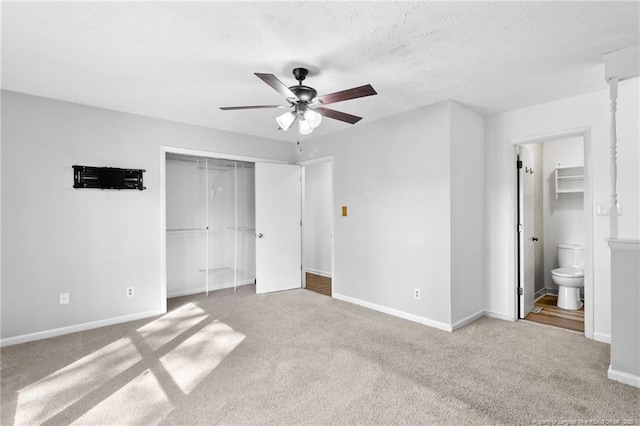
xmin=305 ymin=272 xmax=331 ymax=297
xmin=525 ymin=294 xmax=584 ymax=332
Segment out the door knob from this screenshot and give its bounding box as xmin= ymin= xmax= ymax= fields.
xmin=531 ymin=237 xmax=539 ymax=242
xmin=257 ymin=233 xmax=263 ymax=239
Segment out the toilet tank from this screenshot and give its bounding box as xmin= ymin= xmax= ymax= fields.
xmin=558 ymin=244 xmax=584 ymax=268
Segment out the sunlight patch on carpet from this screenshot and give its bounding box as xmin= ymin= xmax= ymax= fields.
xmin=70 ymin=369 xmax=172 ymax=425
xmin=160 ymin=320 xmax=245 ymax=394
xmin=15 ymin=337 xmax=141 ymax=425
xmin=13 ymin=306 xmax=245 ymax=425
xmin=137 ymin=302 xmax=208 ymax=351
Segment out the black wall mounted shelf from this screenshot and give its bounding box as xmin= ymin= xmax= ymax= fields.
xmin=73 ymin=165 xmax=146 ymax=191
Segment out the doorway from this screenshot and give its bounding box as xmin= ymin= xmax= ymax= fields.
xmin=300 ymin=157 xmax=334 ymax=297
xmin=514 ymin=131 xmax=592 ymax=336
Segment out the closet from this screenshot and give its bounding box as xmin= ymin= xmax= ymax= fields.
xmin=166 ymin=154 xmax=256 ymax=297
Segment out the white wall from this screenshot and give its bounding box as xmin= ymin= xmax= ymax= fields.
xmin=297 ymin=102 xmax=452 ymax=326
xmin=531 ymin=143 xmax=545 ymax=295
xmin=450 ymin=102 xmax=484 ymax=325
xmin=303 ymin=161 xmax=332 ymax=276
xmin=296 ymin=101 xmax=484 ymax=330
xmin=542 ymin=137 xmax=584 ymax=291
xmin=0 ymin=91 xmax=294 ymax=343
xmin=484 ymin=77 xmax=639 ymax=341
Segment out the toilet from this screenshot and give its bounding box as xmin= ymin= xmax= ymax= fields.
xmin=551 ymin=244 xmax=584 ymax=310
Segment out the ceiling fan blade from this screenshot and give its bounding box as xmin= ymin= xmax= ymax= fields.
xmin=254 ymin=73 xmax=298 ymax=100
xmin=315 ymin=84 xmax=377 ymax=105
xmin=313 ymin=107 xmax=362 ymax=124
xmin=219 ymin=105 xmax=289 ymax=111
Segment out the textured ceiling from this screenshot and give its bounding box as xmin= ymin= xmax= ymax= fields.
xmin=2 ymin=2 xmax=639 ymax=143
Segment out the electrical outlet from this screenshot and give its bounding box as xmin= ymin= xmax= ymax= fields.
xmin=414 ymin=288 xmax=421 ymax=300
xmin=126 ymin=287 xmax=135 ymax=298
xmin=59 ymin=292 xmax=69 ymax=305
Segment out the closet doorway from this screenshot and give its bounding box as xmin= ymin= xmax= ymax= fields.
xmin=165 ymin=154 xmax=256 ymax=298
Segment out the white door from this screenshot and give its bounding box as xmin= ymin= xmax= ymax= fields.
xmin=518 ymin=146 xmax=535 ymax=318
xmin=255 ymin=162 xmax=302 ymax=294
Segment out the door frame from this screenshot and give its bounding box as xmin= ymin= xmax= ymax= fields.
xmin=516 ymin=145 xmax=535 ymax=319
xmin=298 ymin=156 xmax=334 ymax=295
xmin=511 ymin=127 xmax=593 ymax=338
xmin=159 ymin=145 xmax=285 ymax=312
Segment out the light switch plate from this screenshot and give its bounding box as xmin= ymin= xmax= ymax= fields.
xmin=597 ymin=203 xmax=623 ymax=216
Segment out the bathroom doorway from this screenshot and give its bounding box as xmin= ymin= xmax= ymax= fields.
xmin=300 ymin=157 xmax=334 ymax=297
xmin=515 ymin=132 xmax=592 ymax=335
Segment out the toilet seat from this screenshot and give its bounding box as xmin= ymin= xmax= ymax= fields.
xmin=551 ymin=267 xmax=584 ymax=278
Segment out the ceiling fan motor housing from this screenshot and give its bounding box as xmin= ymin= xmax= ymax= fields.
xmin=289 ymin=67 xmax=317 ymax=102
xmin=289 ymin=85 xmax=317 ymax=102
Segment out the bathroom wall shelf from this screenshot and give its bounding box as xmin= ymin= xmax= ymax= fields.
xmin=166 ymin=228 xmax=207 ymax=233
xmin=555 ymin=166 xmax=584 ymax=199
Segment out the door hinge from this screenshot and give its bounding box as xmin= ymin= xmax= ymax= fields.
xmin=519 ymin=287 xmax=523 ymax=296
xmin=517 ymin=160 xmax=523 ymax=169
xmin=518 ymin=224 xmax=523 ymax=233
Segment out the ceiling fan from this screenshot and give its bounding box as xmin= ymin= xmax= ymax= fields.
xmin=219 ymin=67 xmax=377 ymax=135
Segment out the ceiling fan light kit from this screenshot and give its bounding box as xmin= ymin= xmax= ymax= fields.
xmin=220 ymin=67 xmax=377 ymax=135
xmin=303 ymin=109 xmax=322 ymax=128
xmin=299 ymin=118 xmax=313 ymax=135
xmin=276 ymin=111 xmax=296 ymax=131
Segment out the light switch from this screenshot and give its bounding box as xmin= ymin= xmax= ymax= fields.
xmin=342 ymin=206 xmax=348 ymax=217
xmin=597 ymin=203 xmax=623 ymax=216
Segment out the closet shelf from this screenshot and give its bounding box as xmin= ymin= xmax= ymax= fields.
xmin=556 ymin=175 xmax=583 ymax=180
xmin=556 ymin=189 xmax=583 ymax=194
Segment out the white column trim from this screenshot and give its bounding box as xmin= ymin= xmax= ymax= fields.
xmin=608 ymin=78 xmax=618 ymax=239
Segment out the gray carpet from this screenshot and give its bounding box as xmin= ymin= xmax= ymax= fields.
xmin=1 ymin=285 xmax=638 ymax=425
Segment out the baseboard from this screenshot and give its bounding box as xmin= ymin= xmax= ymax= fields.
xmin=608 ymin=365 xmax=640 ymax=388
xmin=332 ymin=293 xmax=453 ymax=332
xmin=534 ymin=288 xmax=547 ymax=300
xmin=304 ymin=268 xmax=332 ymax=278
xmin=168 ymin=288 xmax=206 ymax=298
xmin=483 ymin=310 xmax=515 ymax=321
xmin=593 ymin=332 xmax=611 ymax=344
xmin=0 ymin=309 xmax=165 ymax=347
xmin=451 ymin=310 xmax=485 ymax=331
xmin=167 ymin=280 xmax=254 ymax=299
